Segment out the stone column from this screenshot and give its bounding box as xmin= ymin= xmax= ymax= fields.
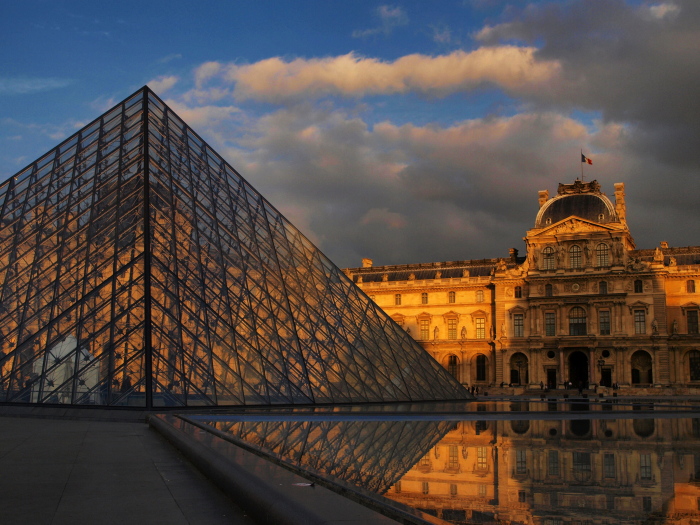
xmin=559 ymin=350 xmax=566 ymax=388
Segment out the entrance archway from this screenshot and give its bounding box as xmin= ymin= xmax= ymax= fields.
xmin=631 ymin=350 xmax=653 ymax=385
xmin=568 ymin=351 xmax=589 ymax=388
xmin=509 ymin=353 xmax=529 ymax=386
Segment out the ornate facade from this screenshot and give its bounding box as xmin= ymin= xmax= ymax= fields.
xmin=344 ymin=180 xmax=700 ymax=393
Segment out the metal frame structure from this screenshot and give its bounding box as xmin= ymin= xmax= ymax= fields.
xmin=0 ymin=87 xmax=469 ymax=408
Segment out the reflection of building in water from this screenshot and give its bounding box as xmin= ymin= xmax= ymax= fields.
xmin=200 ymin=418 xmax=454 ymax=495
xmin=0 ymin=86 xmax=469 ymax=408
xmin=345 ymin=180 xmax=700 ymax=393
xmin=386 ymin=409 xmax=700 ymax=524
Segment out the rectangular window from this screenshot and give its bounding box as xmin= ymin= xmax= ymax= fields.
xmin=394 ymin=481 xmax=401 ymax=493
xmin=518 ymin=490 xmax=526 ymax=503
xmin=640 ymin=453 xmax=652 ymax=480
xmin=395 ymin=293 xmax=401 ymax=306
xmin=420 ymin=319 xmax=430 ymax=340
xmin=477 ymin=447 xmax=488 ymax=470
xmin=607 ymin=494 xmax=615 ymax=510
xmin=421 ymin=292 xmax=428 ymax=305
xmin=513 ymin=314 xmax=524 ymax=337
xmin=545 ymin=312 xmax=556 ymax=336
xmin=422 ymin=482 xmax=429 ymax=495
xmin=420 ymin=454 xmax=430 ymax=467
xmin=448 ymin=291 xmax=456 ymax=303
xmin=476 ymin=318 xmax=485 ymax=339
xmin=448 ymin=445 xmax=459 ymax=469
xmin=573 ymin=452 xmax=591 ymax=473
xmin=476 ymin=290 xmax=484 ymax=302
xmin=635 ymin=310 xmax=646 ymax=334
xmin=548 ymin=450 xmax=559 ymax=476
xmin=450 ymin=484 xmax=457 ymax=496
xmin=448 ymin=318 xmax=458 ymax=340
xmin=643 ymin=496 xmax=652 ymax=512
xmin=599 ymin=310 xmax=611 ymax=335
xmin=689 ymin=310 xmax=699 ymax=334
xmin=604 ymin=453 xmax=616 ymax=478
xmin=516 ymin=449 xmax=527 ymax=474
xmin=479 ymin=484 xmax=487 ymax=497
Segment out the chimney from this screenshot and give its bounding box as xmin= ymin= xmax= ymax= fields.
xmin=509 ymin=248 xmax=519 ymax=262
xmin=362 ymin=258 xmax=373 ymax=268
xmin=538 ymin=190 xmax=549 ymax=208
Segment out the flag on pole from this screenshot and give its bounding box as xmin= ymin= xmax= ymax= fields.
xmin=581 ymin=153 xmax=593 ymax=165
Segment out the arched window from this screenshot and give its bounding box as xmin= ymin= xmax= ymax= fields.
xmin=514 ymin=286 xmax=522 ymax=298
xmin=395 ymin=293 xmax=402 ymax=305
xmin=599 ymin=281 xmax=608 ymax=294
xmin=569 ymin=306 xmax=587 ymax=336
xmin=688 ymin=280 xmax=696 ymax=293
xmin=634 ymin=280 xmax=643 ymax=293
xmin=510 ymin=353 xmax=529 ymax=385
xmin=596 ymin=243 xmax=610 ymax=267
xmin=476 ymin=354 xmax=487 ymax=381
xmin=689 ymin=350 xmax=700 ymax=381
xmin=448 ymin=291 xmax=456 ymax=303
xmin=542 ymin=247 xmax=555 ymax=270
xmin=447 ymin=355 xmax=459 ymax=381
xmin=545 ymin=284 xmax=553 ymax=297
xmin=570 ymin=245 xmax=582 ymax=269
xmin=421 ymin=292 xmax=428 ymax=304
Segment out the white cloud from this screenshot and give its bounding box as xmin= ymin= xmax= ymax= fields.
xmin=195 ymin=61 xmax=222 ymax=88
xmin=198 ymin=48 xmax=560 ymax=103
xmin=157 ymin=53 xmax=183 ymax=64
xmin=0 ymin=77 xmax=73 ymax=95
xmin=647 ymin=3 xmax=680 ymax=19
xmin=352 ymin=4 xmax=409 ymax=38
xmin=147 ymin=75 xmax=178 ymax=94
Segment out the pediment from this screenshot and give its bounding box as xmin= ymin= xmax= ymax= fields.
xmin=628 ymin=300 xmax=651 ymax=313
xmin=533 ymin=216 xmax=617 ymax=237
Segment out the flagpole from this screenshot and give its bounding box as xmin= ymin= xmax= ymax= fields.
xmin=580 ymin=149 xmax=584 ymax=181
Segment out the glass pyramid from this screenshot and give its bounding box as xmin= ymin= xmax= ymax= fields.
xmin=0 ymin=87 xmax=469 ymax=408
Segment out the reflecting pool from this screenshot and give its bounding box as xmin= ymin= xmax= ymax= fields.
xmin=187 ymin=400 xmax=700 ymax=524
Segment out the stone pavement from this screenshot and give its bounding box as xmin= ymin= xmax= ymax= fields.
xmin=0 ymin=415 xmax=257 ymax=525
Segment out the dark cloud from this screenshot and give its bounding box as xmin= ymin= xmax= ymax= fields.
xmin=477 ymin=0 xmax=700 ymax=167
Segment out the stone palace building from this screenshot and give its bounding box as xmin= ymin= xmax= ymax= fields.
xmin=343 ymin=180 xmax=700 ymax=393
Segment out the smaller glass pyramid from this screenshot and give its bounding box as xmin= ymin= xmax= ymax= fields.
xmin=0 ymin=87 xmax=470 ymax=407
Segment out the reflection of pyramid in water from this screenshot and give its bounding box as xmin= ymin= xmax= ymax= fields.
xmin=200 ymin=418 xmax=454 ymax=494
xmin=0 ymin=87 xmax=469 ymax=407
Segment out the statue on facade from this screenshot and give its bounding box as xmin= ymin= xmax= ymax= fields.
xmin=652 ymin=319 xmax=658 ymax=334
xmin=672 ymin=319 xmax=679 ymax=335
xmin=433 ymin=326 xmax=439 ymax=340
xmin=461 ymin=326 xmax=467 ymax=340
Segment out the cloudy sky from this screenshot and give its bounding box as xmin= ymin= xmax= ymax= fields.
xmin=1 ymin=0 xmax=698 ymax=268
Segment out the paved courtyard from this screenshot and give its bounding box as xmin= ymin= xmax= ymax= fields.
xmin=0 ymin=414 xmax=256 ymax=525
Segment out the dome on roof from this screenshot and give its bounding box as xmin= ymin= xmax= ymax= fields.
xmin=535 ymin=180 xmax=617 ymax=228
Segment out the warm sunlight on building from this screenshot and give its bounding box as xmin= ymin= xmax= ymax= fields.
xmin=345 ymin=180 xmax=700 ymax=395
